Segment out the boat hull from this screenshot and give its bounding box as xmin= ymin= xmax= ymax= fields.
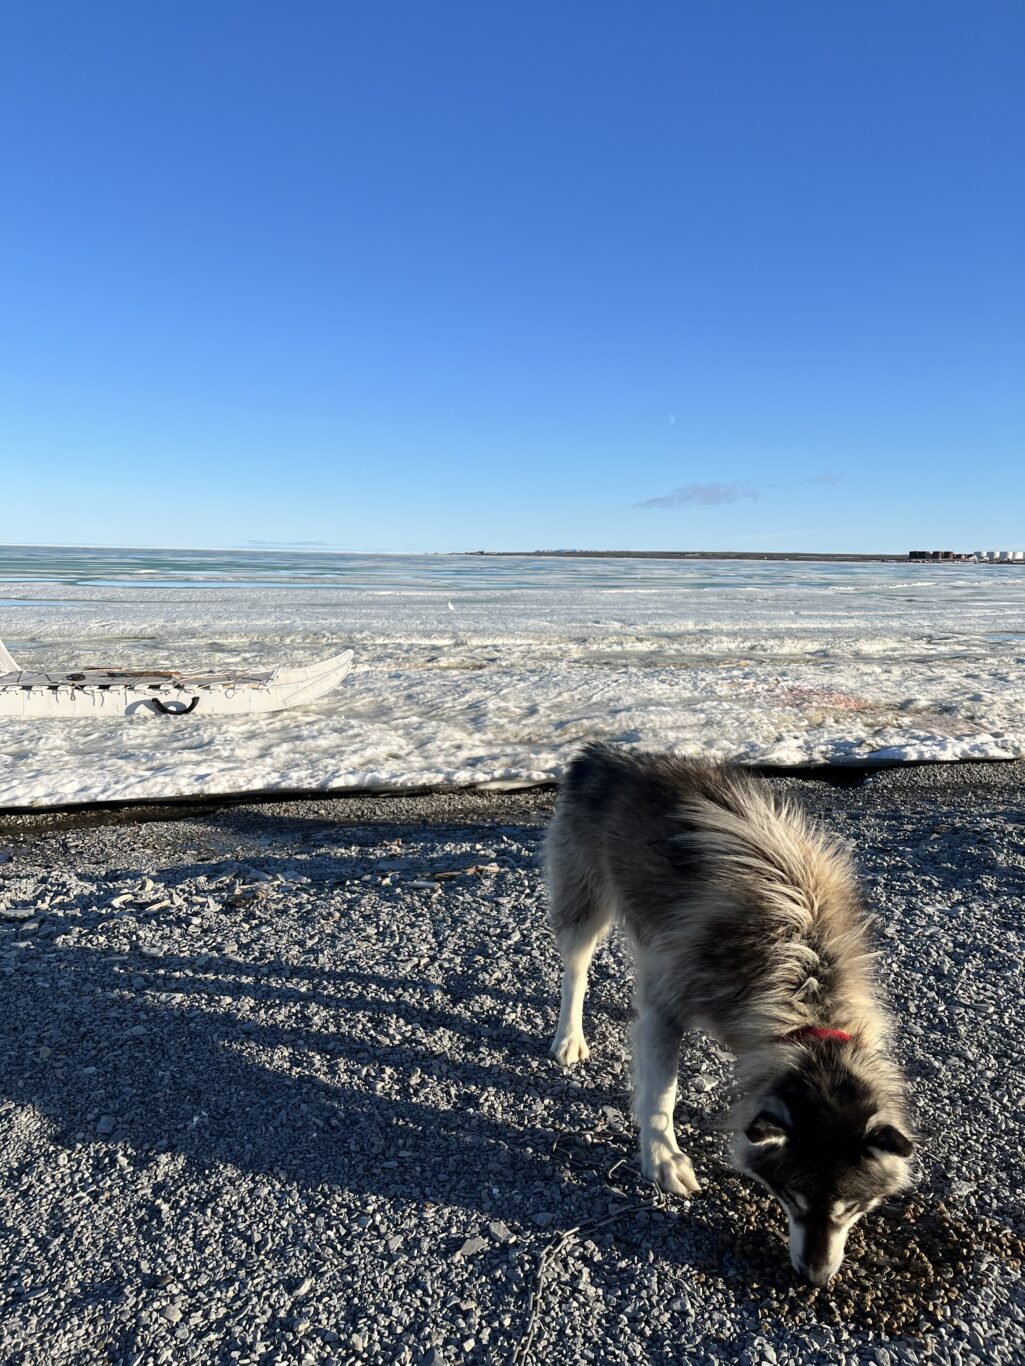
xmin=0 ymin=651 xmax=354 ymax=718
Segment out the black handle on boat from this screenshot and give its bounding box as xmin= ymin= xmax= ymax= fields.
xmin=152 ymin=696 xmax=200 ymax=715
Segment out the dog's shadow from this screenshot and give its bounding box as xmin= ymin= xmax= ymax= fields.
xmin=0 ymin=915 xmax=635 ymax=1217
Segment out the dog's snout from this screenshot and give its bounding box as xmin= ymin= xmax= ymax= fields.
xmin=788 ymin=1214 xmax=845 ymax=1285
xmin=796 ymin=1258 xmax=835 ymax=1286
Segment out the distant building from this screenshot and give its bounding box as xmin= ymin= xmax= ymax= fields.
xmin=908 ymin=549 xmax=990 ymax=562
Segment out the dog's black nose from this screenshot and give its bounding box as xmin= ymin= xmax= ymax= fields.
xmin=798 ymin=1261 xmax=833 ymax=1286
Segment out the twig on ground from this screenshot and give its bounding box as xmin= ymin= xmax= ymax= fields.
xmin=511 ymin=1138 xmax=670 ymax=1364
xmin=510 ymin=1200 xmax=658 ymax=1366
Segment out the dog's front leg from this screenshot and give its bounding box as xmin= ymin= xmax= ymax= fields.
xmin=632 ymin=1006 xmax=701 ymax=1196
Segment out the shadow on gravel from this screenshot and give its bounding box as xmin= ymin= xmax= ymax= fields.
xmin=16 ymin=927 xmax=1019 ymax=1354
xmin=6 ymin=804 xmax=1025 ymax=1362
xmin=175 ymin=804 xmax=552 ymax=853
xmin=0 ymin=927 xmax=629 ymax=1222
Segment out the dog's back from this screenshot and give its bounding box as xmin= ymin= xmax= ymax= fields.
xmin=546 ymin=744 xmax=875 ymax=1050
xmin=547 ymin=741 xmax=813 ymax=941
xmin=546 ymin=743 xmax=752 ymax=930
xmin=549 ymin=740 xmax=765 ymax=857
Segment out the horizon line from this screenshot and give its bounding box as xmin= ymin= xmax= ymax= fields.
xmin=0 ymin=540 xmax=916 ymax=556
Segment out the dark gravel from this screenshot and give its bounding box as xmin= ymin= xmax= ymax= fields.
xmin=1 ymin=763 xmax=1023 ymax=1364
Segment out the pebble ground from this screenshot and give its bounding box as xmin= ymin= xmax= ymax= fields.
xmin=1 ymin=765 xmax=1023 ymax=1365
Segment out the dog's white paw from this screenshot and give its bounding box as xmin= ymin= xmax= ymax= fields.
xmin=643 ymin=1149 xmax=701 ymax=1197
xmin=550 ymin=1030 xmax=590 ymax=1066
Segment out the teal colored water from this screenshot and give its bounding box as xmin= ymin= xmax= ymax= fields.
xmin=0 ymin=543 xmax=999 ymax=594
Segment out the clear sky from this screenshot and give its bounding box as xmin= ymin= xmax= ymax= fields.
xmin=2 ymin=2 xmax=1023 ymax=553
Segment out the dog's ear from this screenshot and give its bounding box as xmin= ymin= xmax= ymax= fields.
xmin=865 ymin=1123 xmax=914 ymax=1158
xmin=744 ymin=1112 xmax=790 ymax=1146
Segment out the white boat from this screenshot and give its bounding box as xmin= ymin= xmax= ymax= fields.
xmin=0 ymin=638 xmax=354 ymax=718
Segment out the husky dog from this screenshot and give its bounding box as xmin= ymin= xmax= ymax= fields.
xmin=545 ymin=744 xmax=915 ymax=1284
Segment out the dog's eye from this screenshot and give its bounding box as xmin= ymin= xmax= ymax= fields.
xmin=832 ymin=1200 xmax=867 ymax=1222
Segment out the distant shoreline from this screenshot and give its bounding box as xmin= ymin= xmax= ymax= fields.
xmin=463 ymin=550 xmax=907 ymax=562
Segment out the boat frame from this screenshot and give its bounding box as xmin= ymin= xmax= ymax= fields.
xmin=0 ymin=645 xmax=354 ymax=718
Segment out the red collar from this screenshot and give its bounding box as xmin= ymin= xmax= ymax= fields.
xmin=781 ymin=1025 xmax=853 ymax=1046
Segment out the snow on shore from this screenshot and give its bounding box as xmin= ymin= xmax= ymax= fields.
xmin=2 ymin=554 xmax=1024 ymax=806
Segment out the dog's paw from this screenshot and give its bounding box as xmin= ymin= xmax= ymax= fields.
xmin=644 ymin=1150 xmax=701 ymax=1197
xmin=550 ymin=1030 xmax=590 ymax=1066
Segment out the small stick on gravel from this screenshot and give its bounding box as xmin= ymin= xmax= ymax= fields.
xmin=511 ymin=1200 xmax=661 ymax=1366
xmin=513 ymin=1149 xmax=670 ymax=1365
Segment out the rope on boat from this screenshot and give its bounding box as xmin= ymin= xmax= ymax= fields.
xmin=151 ymin=696 xmax=200 ymax=715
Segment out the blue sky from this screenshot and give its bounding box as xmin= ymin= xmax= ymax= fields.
xmin=2 ymin=2 xmax=1022 ymax=553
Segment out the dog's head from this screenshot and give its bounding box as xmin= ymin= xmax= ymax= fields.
xmin=733 ymin=1048 xmax=914 ymax=1284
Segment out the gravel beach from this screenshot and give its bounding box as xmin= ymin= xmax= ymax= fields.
xmin=1 ymin=765 xmax=1024 ymax=1365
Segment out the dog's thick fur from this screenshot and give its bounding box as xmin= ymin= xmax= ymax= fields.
xmin=545 ymin=744 xmax=915 ymax=1283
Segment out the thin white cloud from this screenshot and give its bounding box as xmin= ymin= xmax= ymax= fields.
xmin=636 ymin=480 xmax=759 ymax=509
